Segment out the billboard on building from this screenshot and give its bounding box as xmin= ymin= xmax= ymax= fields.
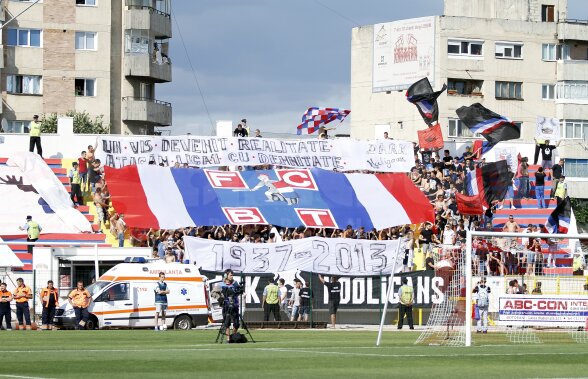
xmin=372 ymin=16 xmax=436 ymax=92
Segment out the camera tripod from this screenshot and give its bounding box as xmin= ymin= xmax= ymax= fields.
xmin=215 ymin=304 xmax=255 ymax=344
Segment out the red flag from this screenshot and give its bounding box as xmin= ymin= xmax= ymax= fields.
xmin=472 ymin=139 xmax=483 ymax=159
xmin=417 ymin=123 xmax=444 ymax=151
xmin=456 ymin=192 xmax=484 ymax=215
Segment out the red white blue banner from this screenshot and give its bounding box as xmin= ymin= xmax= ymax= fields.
xmin=105 ymin=166 xmax=434 ymax=230
xmin=498 ymin=295 xmax=588 ymax=327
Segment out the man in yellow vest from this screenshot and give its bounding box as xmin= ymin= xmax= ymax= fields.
xmin=29 ymin=114 xmax=42 ymax=157
xmin=68 ymin=162 xmax=83 ymax=206
xmin=19 ymin=215 xmax=42 ymax=255
xmin=13 ymin=278 xmax=33 ymax=330
xmin=262 ymin=278 xmax=280 ymax=321
xmin=397 ymin=277 xmax=414 ymax=330
xmin=553 ymin=176 xmax=568 ymax=206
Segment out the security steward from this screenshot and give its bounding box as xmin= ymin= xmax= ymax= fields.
xmin=19 ymin=215 xmax=42 ymax=255
xmin=29 ymin=114 xmax=43 ymax=157
xmin=0 ymin=282 xmax=13 ymax=330
xmin=397 ymin=277 xmax=414 ymax=330
xmin=13 ymin=278 xmax=33 ymax=330
xmin=40 ymin=280 xmax=59 ymax=330
xmin=262 ymin=278 xmax=280 ymax=321
xmin=68 ymin=281 xmax=92 ymax=330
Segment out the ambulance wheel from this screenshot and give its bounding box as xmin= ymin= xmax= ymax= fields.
xmin=85 ymin=316 xmax=98 ymax=330
xmin=173 ymin=315 xmax=193 ymax=330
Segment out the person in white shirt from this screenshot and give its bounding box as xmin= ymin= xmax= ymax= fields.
xmin=289 ymin=279 xmax=302 ymax=321
xmin=442 ymin=224 xmax=456 ymax=245
xmin=278 ymin=278 xmax=289 ymax=319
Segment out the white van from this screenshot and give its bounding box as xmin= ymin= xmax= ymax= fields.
xmin=54 ymin=262 xmax=210 ymax=330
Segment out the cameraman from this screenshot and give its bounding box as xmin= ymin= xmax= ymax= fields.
xmin=220 ymin=269 xmax=242 ymax=342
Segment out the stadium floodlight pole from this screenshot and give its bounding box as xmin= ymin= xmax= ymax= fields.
xmin=1 ymin=0 xmax=43 ymax=30
xmin=376 ymin=241 xmax=402 ymax=347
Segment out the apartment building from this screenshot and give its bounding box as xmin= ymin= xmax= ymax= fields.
xmin=1 ymin=0 xmax=172 ymax=135
xmin=351 ymin=0 xmax=588 ymax=181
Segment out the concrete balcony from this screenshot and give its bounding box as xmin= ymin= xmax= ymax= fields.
xmin=557 ymin=60 xmax=588 ymax=81
xmin=558 ymin=21 xmax=588 ymax=42
xmin=124 ymin=54 xmax=171 ymax=83
xmin=123 ymin=97 xmax=172 ymax=126
xmin=125 ymin=5 xmax=172 ymax=38
xmin=555 ymin=103 xmax=588 ymax=120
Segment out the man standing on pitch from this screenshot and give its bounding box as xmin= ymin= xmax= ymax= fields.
xmin=154 ymin=272 xmax=169 ymax=331
xmin=13 ymin=278 xmax=33 ymax=330
xmin=262 ymin=278 xmax=280 ymax=321
xmin=397 ymin=277 xmax=414 ymax=330
xmin=40 ymin=280 xmax=59 ymax=330
xmin=319 ymin=274 xmax=341 ymax=328
xmin=68 ymin=281 xmax=92 ymax=330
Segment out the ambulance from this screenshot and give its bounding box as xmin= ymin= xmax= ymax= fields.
xmin=54 ymin=261 xmax=211 ymax=330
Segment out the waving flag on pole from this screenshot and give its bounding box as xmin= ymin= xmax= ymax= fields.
xmin=545 ymin=196 xmax=571 ymax=234
xmin=406 ymin=78 xmax=447 ymax=126
xmin=472 ymin=139 xmax=496 ymax=159
xmin=455 ymin=192 xmax=484 ymax=215
xmin=296 ymin=107 xmax=350 ymax=135
xmin=417 ymin=123 xmax=444 ymax=151
xmin=465 ymin=160 xmax=512 ymax=207
xmin=456 ymin=103 xmax=520 ymax=145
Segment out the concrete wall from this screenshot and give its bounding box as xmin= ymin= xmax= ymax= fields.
xmin=443 ymin=0 xmax=567 ymax=22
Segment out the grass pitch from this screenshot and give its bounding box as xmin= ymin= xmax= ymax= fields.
xmin=0 ymin=329 xmax=586 ymax=378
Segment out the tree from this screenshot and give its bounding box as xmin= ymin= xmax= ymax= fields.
xmin=571 ymin=198 xmax=588 ymax=226
xmin=39 ymin=111 xmax=110 ymax=134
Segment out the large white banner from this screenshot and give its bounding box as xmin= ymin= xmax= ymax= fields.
xmin=184 ymin=236 xmax=404 ymax=276
xmin=94 ymin=136 xmax=414 ymax=172
xmin=498 ymin=295 xmax=588 ymax=327
xmin=373 ymin=16 xmax=436 ymax=92
xmin=0 ymin=153 xmax=92 ymax=234
xmin=536 ymin=116 xmax=560 ymax=141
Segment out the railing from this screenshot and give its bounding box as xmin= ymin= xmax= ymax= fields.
xmin=563 ymin=19 xmax=588 ymax=25
xmin=123 ymin=96 xmax=171 ymax=107
xmin=125 ymin=0 xmax=170 ymax=18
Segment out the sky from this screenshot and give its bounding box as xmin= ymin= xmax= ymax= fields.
xmin=160 ymin=0 xmax=588 ymax=137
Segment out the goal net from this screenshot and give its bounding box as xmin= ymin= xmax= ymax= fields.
xmin=415 ymin=232 xmax=588 ymax=346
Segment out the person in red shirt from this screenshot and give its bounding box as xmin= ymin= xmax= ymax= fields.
xmin=78 ymin=151 xmax=88 ymax=194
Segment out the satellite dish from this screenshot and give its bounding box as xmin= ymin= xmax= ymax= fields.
xmin=0 ymin=118 xmax=7 ymax=132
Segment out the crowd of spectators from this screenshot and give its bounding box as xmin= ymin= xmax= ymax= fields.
xmin=74 ymin=132 xmax=577 ymax=276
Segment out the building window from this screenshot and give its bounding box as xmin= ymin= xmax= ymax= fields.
xmin=564 ymin=159 xmax=588 ymax=178
xmin=542 ymin=43 xmax=557 ymax=61
xmin=447 ymin=78 xmax=484 ymax=96
xmin=76 ymin=0 xmax=96 ymax=5
xmin=562 ymin=120 xmax=588 ymax=139
xmin=7 ymin=28 xmax=42 ymax=47
xmin=495 ymin=81 xmax=522 ymax=100
xmin=495 ymin=42 xmax=523 ymax=59
xmin=448 ymin=119 xmax=475 ymax=138
xmin=1 ymin=121 xmax=31 ymax=134
xmin=448 ymin=39 xmax=483 ymax=57
xmin=556 ymin=81 xmax=588 ymax=102
xmin=75 ymin=32 xmax=96 ymax=50
xmin=6 ymin=75 xmax=42 ymax=95
xmin=542 ymin=84 xmax=555 ymax=100
xmin=125 ymin=29 xmax=150 ymax=54
xmin=75 ymin=78 xmax=96 ymax=97
xmin=542 ymin=5 xmax=555 ymax=22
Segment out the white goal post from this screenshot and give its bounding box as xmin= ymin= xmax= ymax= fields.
xmin=465 ymin=230 xmax=588 ymax=347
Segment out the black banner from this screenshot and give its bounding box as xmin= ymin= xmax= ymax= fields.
xmin=204 ymin=270 xmax=444 ymax=310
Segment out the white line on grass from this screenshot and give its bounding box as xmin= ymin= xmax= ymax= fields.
xmin=1 ymin=347 xmax=587 ymax=359
xmin=257 ymin=348 xmax=588 ymax=358
xmin=0 ymin=375 xmax=54 ymax=379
